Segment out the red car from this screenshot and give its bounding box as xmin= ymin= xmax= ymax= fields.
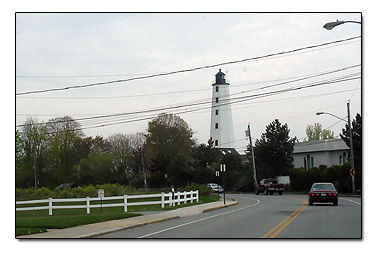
xmin=308 ymin=182 xmax=338 ymax=206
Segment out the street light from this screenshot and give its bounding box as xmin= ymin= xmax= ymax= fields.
xmin=323 ymin=20 xmax=361 ymax=30
xmin=316 ymin=111 xmax=347 ymax=122
xmin=316 ymin=101 xmax=356 ymax=193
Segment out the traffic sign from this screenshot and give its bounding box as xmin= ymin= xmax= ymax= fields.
xmin=350 ymin=169 xmax=355 ymax=176
xmin=98 ymin=189 xmax=104 ymax=198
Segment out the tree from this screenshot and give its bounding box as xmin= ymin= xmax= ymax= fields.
xmin=16 ymin=130 xmax=24 ymax=170
xmin=106 ymin=133 xmax=135 ymax=185
xmin=340 ymin=113 xmax=362 ymax=191
xmin=190 ymin=138 xmax=221 ymax=184
xmin=45 ymin=116 xmax=84 ymax=185
xmin=75 ymin=143 xmax=115 ymax=185
xmin=145 ymin=113 xmax=195 ymax=187
xmin=305 ymin=123 xmax=334 ymax=141
xmin=253 ymin=119 xmax=295 ymax=178
xmin=17 ymin=117 xmax=49 ymax=188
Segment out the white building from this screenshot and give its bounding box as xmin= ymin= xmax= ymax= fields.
xmin=293 ymin=139 xmax=350 ymax=170
xmin=210 ymin=69 xmax=235 ymax=148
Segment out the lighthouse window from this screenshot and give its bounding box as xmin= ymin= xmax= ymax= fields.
xmin=215 ymin=109 xmax=219 ymax=115
xmin=216 ymin=97 xmax=219 ymax=103
xmin=215 ymin=123 xmax=219 ymax=129
xmin=215 ymin=140 xmax=218 ymax=146
xmin=216 ymin=86 xmax=219 ymax=92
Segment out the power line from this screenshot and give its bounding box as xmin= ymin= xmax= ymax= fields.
xmin=75 ymin=75 xmax=362 ymax=131
xmin=16 ymin=70 xmax=361 ymax=129
xmin=16 ymin=36 xmax=361 ymax=96
xmin=16 ymin=64 xmax=360 ymax=100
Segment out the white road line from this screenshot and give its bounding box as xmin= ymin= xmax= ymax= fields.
xmin=341 ymin=198 xmax=361 ymax=206
xmin=138 ymin=197 xmax=260 ymax=238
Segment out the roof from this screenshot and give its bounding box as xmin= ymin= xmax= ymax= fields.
xmin=294 ymin=139 xmax=349 ymax=154
xmin=213 ymin=69 xmax=229 ymax=85
xmin=216 ymin=147 xmax=240 ymax=156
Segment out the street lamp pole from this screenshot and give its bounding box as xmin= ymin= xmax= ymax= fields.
xmin=323 ymin=20 xmax=361 ymax=30
xmin=316 ymin=101 xmax=356 ymax=193
xmin=347 ymin=101 xmax=356 ymax=193
xmin=322 ymin=18 xmax=359 ymax=193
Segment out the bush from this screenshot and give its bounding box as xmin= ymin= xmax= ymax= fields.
xmin=287 ymin=164 xmax=354 ymax=193
xmin=16 ymin=184 xmax=139 ymax=201
xmin=183 ymin=183 xmax=212 ymax=196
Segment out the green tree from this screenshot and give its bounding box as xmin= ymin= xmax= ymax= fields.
xmin=305 ymin=123 xmax=334 ymax=141
xmin=253 ymin=119 xmax=295 ymax=178
xmin=45 ymin=116 xmax=84 ymax=185
xmin=16 ymin=130 xmax=24 ymax=170
xmin=190 ymin=138 xmax=221 ymax=184
xmin=220 ymin=152 xmax=243 ymax=191
xmin=340 ymin=113 xmax=362 ymax=191
xmin=17 ymin=117 xmax=49 ymax=188
xmin=74 ymin=143 xmax=115 ymax=185
xmin=106 ymin=133 xmax=136 ymax=185
xmin=145 ymin=113 xmax=195 ymax=187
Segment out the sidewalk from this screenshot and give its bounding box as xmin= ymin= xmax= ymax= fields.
xmin=17 ymin=198 xmax=237 ymax=238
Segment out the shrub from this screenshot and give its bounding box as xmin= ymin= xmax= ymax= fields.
xmin=287 ymin=164 xmax=353 ymax=193
xmin=183 ymin=183 xmax=212 ymax=196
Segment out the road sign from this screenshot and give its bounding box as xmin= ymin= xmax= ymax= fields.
xmin=350 ymin=169 xmax=355 ymax=176
xmin=98 ymin=189 xmax=104 ymax=198
xmin=147 ymin=174 xmax=151 ymax=178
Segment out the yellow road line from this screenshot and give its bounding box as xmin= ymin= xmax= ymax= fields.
xmin=262 ymin=198 xmax=307 ymax=238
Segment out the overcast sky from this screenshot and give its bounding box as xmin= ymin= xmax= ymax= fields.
xmin=15 ymin=12 xmax=362 ymax=153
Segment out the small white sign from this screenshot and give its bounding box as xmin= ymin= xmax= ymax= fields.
xmin=98 ymin=189 xmax=104 ymax=198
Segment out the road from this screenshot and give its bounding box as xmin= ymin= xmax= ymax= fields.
xmin=98 ymin=194 xmax=361 ymax=238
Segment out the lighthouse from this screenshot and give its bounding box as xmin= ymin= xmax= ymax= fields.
xmin=210 ymin=69 xmax=235 ymax=148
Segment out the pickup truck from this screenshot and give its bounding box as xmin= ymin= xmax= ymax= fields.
xmin=255 ymin=178 xmax=285 ymax=195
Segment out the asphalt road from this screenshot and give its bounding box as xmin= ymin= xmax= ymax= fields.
xmin=98 ymin=194 xmax=361 ymax=239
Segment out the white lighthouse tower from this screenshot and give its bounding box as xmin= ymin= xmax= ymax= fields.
xmin=210 ymin=69 xmax=235 ymax=148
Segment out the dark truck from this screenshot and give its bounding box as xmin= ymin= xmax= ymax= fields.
xmin=255 ymin=178 xmax=285 ymax=195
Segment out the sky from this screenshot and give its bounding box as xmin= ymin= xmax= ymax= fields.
xmin=15 ymin=12 xmax=362 ymax=153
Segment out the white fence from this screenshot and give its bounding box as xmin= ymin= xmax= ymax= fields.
xmin=16 ymin=190 xmax=199 ymax=216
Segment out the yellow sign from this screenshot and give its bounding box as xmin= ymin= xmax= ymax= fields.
xmin=350 ymin=169 xmax=355 ymax=176
xmin=147 ymin=174 xmax=151 ymax=178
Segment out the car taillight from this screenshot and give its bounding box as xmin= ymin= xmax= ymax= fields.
xmin=333 ymin=193 xmax=337 ymax=196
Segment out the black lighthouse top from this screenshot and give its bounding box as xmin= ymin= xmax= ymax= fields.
xmin=213 ymin=69 xmax=229 ymax=86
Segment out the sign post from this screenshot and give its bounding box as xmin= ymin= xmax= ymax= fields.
xmin=220 ymin=164 xmax=226 ymax=205
xmin=98 ymin=189 xmax=104 ymax=214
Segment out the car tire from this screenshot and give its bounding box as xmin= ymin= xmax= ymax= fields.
xmin=255 ymin=190 xmax=259 ymax=195
xmin=309 ymin=200 xmax=313 ymax=206
xmin=333 ymin=200 xmax=338 ymax=206
xmin=279 ymin=191 xmax=283 ymax=195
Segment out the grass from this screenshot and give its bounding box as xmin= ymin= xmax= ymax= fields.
xmin=16 ymin=194 xmax=219 ymax=236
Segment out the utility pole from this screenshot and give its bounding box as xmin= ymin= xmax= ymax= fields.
xmin=141 ymin=151 xmax=147 ymax=189
xmin=245 ymin=124 xmax=257 ymax=187
xmin=347 ymin=100 xmax=356 ymax=193
xmin=34 ymin=153 xmax=37 ymax=191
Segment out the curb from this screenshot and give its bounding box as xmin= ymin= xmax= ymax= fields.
xmin=81 ymin=216 xmax=181 ymax=238
xmin=202 ymin=200 xmax=238 ymax=213
xmin=145 ymin=216 xmax=180 ymax=225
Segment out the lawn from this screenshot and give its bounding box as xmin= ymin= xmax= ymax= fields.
xmin=16 ymin=194 xmax=219 ymax=236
